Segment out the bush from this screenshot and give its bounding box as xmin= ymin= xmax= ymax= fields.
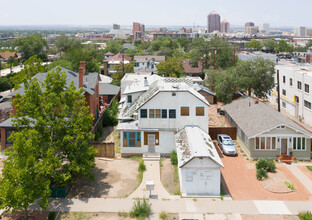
xmin=256 ymin=168 xmax=268 ymax=181
xmin=285 ymin=180 xmax=296 ymax=191
xmin=48 ymin=211 xmax=56 ymax=220
xmin=171 ymin=150 xmax=178 ymax=165
xmin=102 ymin=100 xmax=118 ymax=126
xmin=256 ymin=158 xmax=276 ymax=173
xmin=298 ymin=211 xmax=312 ymax=220
xmin=159 ymin=211 xmax=169 ymax=220
xmin=138 ymin=160 xmax=146 ymax=172
xmin=129 ymin=199 xmax=152 ymax=218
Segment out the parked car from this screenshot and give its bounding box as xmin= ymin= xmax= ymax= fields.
xmin=217 ymin=134 xmax=237 ymax=156
xmin=0 ymin=96 xmax=3 ymax=103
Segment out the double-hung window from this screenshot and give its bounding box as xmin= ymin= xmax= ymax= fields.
xmin=140 ymin=109 xmax=147 ymax=118
xmin=169 ymin=109 xmax=176 ymax=118
xmin=123 ymin=132 xmax=141 ymax=147
xmin=293 ymin=137 xmax=306 ymax=150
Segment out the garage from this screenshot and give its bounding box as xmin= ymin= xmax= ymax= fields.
xmin=175 ymin=126 xmax=224 ymax=196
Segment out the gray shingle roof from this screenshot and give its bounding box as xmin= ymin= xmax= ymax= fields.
xmin=99 ymin=83 xmax=120 ymax=96
xmin=10 ymin=67 xmax=99 ymax=97
xmin=193 ymin=83 xmax=215 ymax=96
xmin=223 ymin=96 xmax=312 ymax=138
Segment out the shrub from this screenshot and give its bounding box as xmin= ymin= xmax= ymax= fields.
xmin=171 ymin=150 xmax=178 ymax=165
xmin=159 ymin=211 xmax=169 ymax=220
xmin=298 ymin=211 xmax=312 ymax=220
xmin=102 ymin=100 xmax=118 ymax=126
xmin=138 ymin=160 xmax=146 ymax=172
xmin=256 ymin=168 xmax=268 ymax=181
xmin=256 ymin=158 xmax=276 ymax=173
xmin=48 ymin=211 xmax=56 ymax=220
xmin=285 ymin=181 xmax=296 ymax=191
xmin=129 ymin=199 xmax=152 ymax=218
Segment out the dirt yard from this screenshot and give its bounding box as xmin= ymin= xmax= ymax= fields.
xmin=217 ymin=141 xmax=311 ymax=200
xmin=160 ymin=159 xmax=180 ymax=195
xmin=209 ymin=102 xmax=227 ymax=127
xmin=2 ymin=211 xmax=49 ymax=220
xmin=67 ymin=158 xmax=139 ymax=198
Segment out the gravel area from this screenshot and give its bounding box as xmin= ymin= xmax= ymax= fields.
xmin=160 ymin=158 xmax=180 ymax=195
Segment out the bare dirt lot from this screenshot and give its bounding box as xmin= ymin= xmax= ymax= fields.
xmin=67 ymin=158 xmax=139 ymax=198
xmin=160 ymin=158 xmax=180 ymax=195
xmin=217 ymin=141 xmax=311 ymax=200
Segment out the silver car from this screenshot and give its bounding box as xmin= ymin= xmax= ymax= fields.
xmin=217 ymin=134 xmax=237 ymax=156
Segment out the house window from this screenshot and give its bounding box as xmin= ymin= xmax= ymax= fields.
xmin=149 ymin=109 xmax=155 ymax=118
xmin=161 ymin=109 xmax=167 ymax=118
xmin=181 ymin=107 xmax=189 ymax=116
xmin=305 ymin=84 xmax=309 ymax=93
xmin=293 ymin=137 xmax=306 ymax=150
xmin=149 ymin=109 xmax=161 ymax=118
xmin=297 ymin=81 xmax=302 ymax=90
xmin=169 ymin=109 xmax=176 ymax=118
xmin=134 ymin=62 xmax=139 ymax=67
xmin=282 ymin=102 xmax=286 ymax=108
xmin=282 ymin=89 xmax=286 ymax=96
xmin=123 ymin=132 xmax=141 ymax=147
xmin=290 ymin=78 xmax=293 ymax=86
xmin=255 ymin=137 xmax=277 ymax=150
xmin=140 ymin=109 xmax=147 ymax=118
xmin=155 ymin=109 xmax=161 ymax=118
xmin=127 ymin=95 xmax=132 ymax=103
xmin=304 ymin=100 xmax=311 ymax=109
xmin=283 ymin=75 xmax=286 ymax=83
xmin=196 ymin=107 xmax=205 ymax=116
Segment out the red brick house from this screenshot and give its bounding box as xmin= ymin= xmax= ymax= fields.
xmin=183 ymin=59 xmax=203 ymax=77
xmin=0 ymin=61 xmax=100 ymax=151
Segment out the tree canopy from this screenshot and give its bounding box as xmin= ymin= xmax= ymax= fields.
xmin=0 ymin=67 xmax=96 ymax=217
xmin=156 ymin=57 xmax=185 ymax=78
xmin=247 ymin=40 xmax=263 ymax=51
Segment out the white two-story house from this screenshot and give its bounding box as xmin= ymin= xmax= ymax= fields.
xmin=117 ymin=78 xmax=210 ymax=156
xmin=133 ymin=56 xmax=165 ymax=73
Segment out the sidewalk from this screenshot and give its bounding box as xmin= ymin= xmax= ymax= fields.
xmin=285 ymin=164 xmax=312 ymax=195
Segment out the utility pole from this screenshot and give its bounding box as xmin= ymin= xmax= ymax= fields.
xmin=277 ymin=69 xmax=281 ymax=112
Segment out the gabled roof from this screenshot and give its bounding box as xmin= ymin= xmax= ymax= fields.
xmin=223 ymin=96 xmax=312 ymax=138
xmin=10 ymin=67 xmax=99 ymax=97
xmin=104 ymin=52 xmax=114 ymax=56
xmin=175 ymin=126 xmax=224 ymax=168
xmin=99 ymin=83 xmax=120 ymax=96
xmin=119 ymin=78 xmax=209 ymax=119
xmin=193 ymin=83 xmax=215 ymax=96
xmin=134 ymin=56 xmax=165 ymax=63
xmin=0 ymin=51 xmax=20 ymax=61
xmin=99 ymin=74 xmax=113 ymax=83
xmin=104 ymin=52 xmax=132 ymax=62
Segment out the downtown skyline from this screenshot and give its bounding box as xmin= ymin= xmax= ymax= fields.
xmin=0 ymin=0 xmax=312 ymax=28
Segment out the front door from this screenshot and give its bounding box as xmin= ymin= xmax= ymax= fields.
xmin=148 ymin=134 xmax=155 ymax=153
xmin=281 ymin=138 xmax=288 ymax=155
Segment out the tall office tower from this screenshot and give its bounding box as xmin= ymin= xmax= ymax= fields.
xmin=294 ymin=27 xmax=307 ymax=37
xmin=221 ymin=19 xmax=230 ymax=33
xmin=207 ymin=11 xmax=221 ymax=33
xmin=113 ymin=24 xmax=120 ymax=30
xmin=259 ymin=23 xmax=270 ymax=34
xmin=245 ymin=22 xmax=255 ymax=33
xmin=133 ymin=22 xmax=145 ymax=39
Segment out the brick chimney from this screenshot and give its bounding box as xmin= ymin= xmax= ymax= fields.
xmin=79 ymin=61 xmax=86 ymax=88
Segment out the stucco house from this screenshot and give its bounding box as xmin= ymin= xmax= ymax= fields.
xmin=0 ymin=62 xmax=101 ymax=151
xmin=224 ymin=96 xmax=312 ymax=160
xmin=117 ymin=78 xmax=210 ymax=156
xmin=176 ymin=126 xmax=224 ymax=196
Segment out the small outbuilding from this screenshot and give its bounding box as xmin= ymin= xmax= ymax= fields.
xmin=175 ymin=126 xmax=224 ymax=196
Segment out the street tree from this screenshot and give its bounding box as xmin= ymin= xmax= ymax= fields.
xmin=156 ymin=57 xmax=185 ymax=77
xmin=276 ymin=40 xmax=294 ymax=52
xmin=0 ymin=67 xmax=96 ymax=218
xmin=247 ymin=40 xmax=263 ymax=51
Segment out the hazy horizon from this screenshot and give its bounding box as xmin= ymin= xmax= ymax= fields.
xmin=0 ymin=0 xmax=311 ymax=28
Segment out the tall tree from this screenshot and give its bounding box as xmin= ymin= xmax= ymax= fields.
xmin=0 ymin=68 xmax=96 ymax=217
xmin=112 ymin=62 xmax=134 ymax=86
xmin=14 ymin=33 xmax=47 ymax=62
xmin=262 ymin=39 xmax=276 ymax=52
xmin=276 ymin=40 xmax=294 ymax=52
xmin=156 ymin=57 xmax=185 ymax=77
xmin=247 ymin=40 xmax=263 ymax=51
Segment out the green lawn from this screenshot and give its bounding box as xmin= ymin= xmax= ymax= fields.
xmin=307 ymin=166 xmax=312 ymax=172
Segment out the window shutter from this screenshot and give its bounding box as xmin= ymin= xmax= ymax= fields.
xmin=155 ymin=132 xmax=159 ymax=145
xmin=144 ymin=132 xmax=148 ymax=145
xmin=196 ymin=107 xmax=204 ymax=116
xmin=181 ymin=107 xmax=189 ymax=116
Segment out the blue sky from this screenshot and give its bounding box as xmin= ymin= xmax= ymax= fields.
xmin=0 ymin=0 xmax=311 ymax=27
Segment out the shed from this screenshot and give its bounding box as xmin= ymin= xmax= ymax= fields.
xmin=175 ymin=126 xmax=223 ymax=196
xmin=193 ymin=83 xmax=216 ymax=104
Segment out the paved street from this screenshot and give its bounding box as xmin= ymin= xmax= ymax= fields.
xmin=0 ymin=90 xmax=12 ymax=110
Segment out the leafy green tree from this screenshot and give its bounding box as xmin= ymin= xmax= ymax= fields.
xmin=104 ymin=40 xmax=123 ymax=54
xmin=176 ymin=37 xmax=190 ymax=51
xmin=0 ymin=67 xmax=96 ymax=217
xmin=157 ymin=57 xmax=185 ymax=77
xmin=276 ymin=40 xmax=294 ymax=52
xmin=55 ymin=34 xmax=82 ymax=53
xmin=112 ymin=62 xmax=134 ymax=86
xmin=47 ymin=59 xmax=73 ymax=71
xmin=0 ymin=77 xmax=12 ymax=92
xmin=14 ymin=33 xmax=47 ymax=62
xmin=236 ymin=57 xmax=275 ymax=97
xmin=247 ymin=40 xmax=263 ymax=51
xmin=262 ymin=39 xmax=276 ymax=52
xmin=213 ymin=68 xmax=237 ymax=104
xmin=10 ymin=55 xmax=46 ymax=89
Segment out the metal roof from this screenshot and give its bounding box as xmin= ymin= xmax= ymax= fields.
xmin=193 ymin=83 xmax=216 ymax=96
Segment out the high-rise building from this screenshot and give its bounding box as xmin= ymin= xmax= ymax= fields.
xmin=207 ymin=11 xmax=221 ymax=33
xmin=294 ymin=27 xmax=306 ymax=37
xmin=221 ymin=19 xmax=230 ymax=33
xmin=245 ymin=26 xmax=259 ymax=35
xmin=113 ymin=24 xmax=120 ymax=30
xmin=245 ymin=22 xmax=255 ymax=33
xmin=133 ymin=22 xmax=145 ymax=39
xmin=259 ymin=23 xmax=270 ymax=34
xmin=307 ymin=28 xmax=312 ymax=37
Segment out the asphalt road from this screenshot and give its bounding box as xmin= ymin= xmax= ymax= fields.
xmin=0 ymin=90 xmax=12 ymax=109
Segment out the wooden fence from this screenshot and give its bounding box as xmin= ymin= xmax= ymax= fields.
xmin=91 ymin=142 xmax=115 ymax=158
xmin=209 ymin=127 xmax=237 ymax=140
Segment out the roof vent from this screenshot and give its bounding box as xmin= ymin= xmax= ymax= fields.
xmin=144 ymin=77 xmax=149 ymax=87
xmin=172 ymin=84 xmax=179 ymax=89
